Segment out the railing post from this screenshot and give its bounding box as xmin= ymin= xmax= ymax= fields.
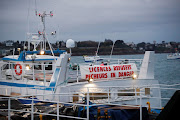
xmin=31 ymin=96 xmax=34 ymax=120
xmin=36 ymin=88 xmax=37 ymax=96
xmin=8 ymin=98 xmax=11 ymax=120
xmin=57 ymin=102 xmax=59 ymax=120
xmin=43 ymin=64 xmax=46 ymax=85
xmin=140 ymin=92 xmax=142 ymax=120
xmin=43 ymin=88 xmax=45 ymax=100
xmin=135 ymin=87 xmax=137 ymax=105
xmin=11 ymin=63 xmax=14 ymax=82
xmin=6 ymin=88 xmax=8 ymax=95
xmin=77 ymin=66 xmax=79 ymax=83
xmin=33 ymin=64 xmax=35 ymax=81
xmin=158 ymin=87 xmax=162 ymax=108
xmin=87 ymin=88 xmax=89 ymax=120
xmin=26 ymin=86 xmax=28 ymax=95
xmin=108 ymin=87 xmax=110 ymax=103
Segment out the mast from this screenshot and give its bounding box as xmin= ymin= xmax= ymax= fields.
xmin=110 ymin=41 xmax=115 ymax=60
xmin=37 ymin=11 xmax=53 ymax=50
xmin=96 ymin=41 xmax=100 ymax=56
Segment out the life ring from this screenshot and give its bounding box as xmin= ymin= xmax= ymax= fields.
xmin=14 ymin=64 xmax=23 ymax=75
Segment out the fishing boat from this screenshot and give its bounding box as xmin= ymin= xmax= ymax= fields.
xmin=1 ymin=49 xmax=179 ymax=120
xmin=83 ymin=42 xmax=103 ymax=62
xmin=0 ymin=10 xmax=75 ymax=100
xmin=0 ymin=9 xmax=178 ymax=120
xmin=167 ymin=48 xmax=180 ymax=60
xmin=167 ymin=53 xmax=180 ymax=59
xmin=83 ymin=54 xmax=103 ymax=62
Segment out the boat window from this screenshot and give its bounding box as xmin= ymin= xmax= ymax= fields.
xmin=34 ymin=64 xmax=41 ymax=70
xmin=45 ymin=62 xmax=52 ymax=70
xmin=4 ymin=64 xmax=12 ymax=69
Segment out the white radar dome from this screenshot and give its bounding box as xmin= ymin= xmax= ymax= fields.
xmin=66 ymin=39 xmax=75 ymax=48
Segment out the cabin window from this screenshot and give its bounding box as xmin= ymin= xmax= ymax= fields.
xmin=34 ymin=64 xmax=41 ymax=70
xmin=45 ymin=62 xmax=52 ymax=70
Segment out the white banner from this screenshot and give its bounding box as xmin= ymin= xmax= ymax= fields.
xmin=80 ymin=63 xmax=137 ymax=80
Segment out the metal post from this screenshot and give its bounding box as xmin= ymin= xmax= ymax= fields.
xmin=57 ymin=102 xmax=59 ymax=120
xmin=11 ymin=63 xmax=14 ymax=82
xmin=158 ymin=87 xmax=162 ymax=108
xmin=87 ymin=88 xmax=89 ymax=120
xmin=20 ymin=87 xmax=22 ymax=95
xmin=43 ymin=88 xmax=45 ymax=100
xmin=77 ymin=66 xmax=79 ymax=83
xmin=33 ymin=64 xmax=35 ymax=81
xmin=36 ymin=88 xmax=37 ymax=96
xmin=26 ymin=86 xmax=28 ymax=95
xmin=108 ymin=87 xmax=110 ymax=103
xmin=6 ymin=88 xmax=7 ymax=95
xmin=11 ymin=87 xmax=12 ymax=95
xmin=0 ymin=63 xmax=2 ymax=79
xmin=31 ymin=96 xmax=34 ymax=120
xmin=8 ymin=98 xmax=11 ymax=120
xmin=140 ymin=92 xmax=142 ymax=120
xmin=43 ymin=64 xmax=46 ymax=86
xmin=135 ymin=87 xmax=137 ymax=105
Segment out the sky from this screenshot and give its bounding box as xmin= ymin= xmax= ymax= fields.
xmin=0 ymin=0 xmax=180 ymax=43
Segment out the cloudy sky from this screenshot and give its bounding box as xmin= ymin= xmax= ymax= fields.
xmin=0 ymin=0 xmax=180 ymax=43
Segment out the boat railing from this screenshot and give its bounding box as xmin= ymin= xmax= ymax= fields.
xmin=80 ymin=58 xmax=143 ymax=65
xmin=0 ymin=83 xmax=180 ymax=120
xmin=0 ymin=62 xmax=55 ymax=83
xmin=0 ymin=87 xmax=144 ymax=120
xmin=79 ymin=58 xmax=143 ymax=72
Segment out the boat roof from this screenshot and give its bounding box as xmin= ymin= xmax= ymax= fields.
xmin=2 ymin=49 xmax=66 ymax=62
xmin=2 ymin=55 xmax=58 ymax=62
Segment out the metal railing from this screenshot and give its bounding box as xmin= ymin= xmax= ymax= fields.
xmin=0 ymin=83 xmax=179 ymax=120
xmin=0 ymin=62 xmax=55 ymax=84
xmin=0 ymin=88 xmax=144 ymax=120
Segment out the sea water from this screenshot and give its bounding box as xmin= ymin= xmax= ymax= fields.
xmin=71 ymin=53 xmax=180 ymax=106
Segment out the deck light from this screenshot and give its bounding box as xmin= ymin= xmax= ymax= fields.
xmin=17 ymin=48 xmax=21 ymax=55
xmin=88 ymin=78 xmax=94 ymax=83
xmin=132 ymin=74 xmax=137 ymax=79
xmin=26 ymin=65 xmax=30 ymax=70
xmin=40 ymin=50 xmax=45 ymax=55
